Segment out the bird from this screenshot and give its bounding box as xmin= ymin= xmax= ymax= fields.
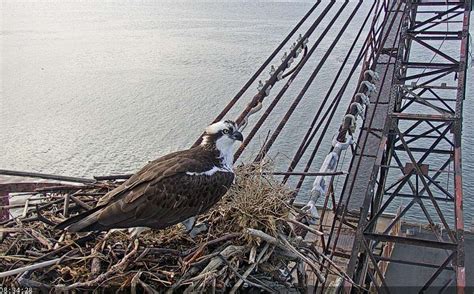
xmin=55 ymin=120 xmax=243 ymax=233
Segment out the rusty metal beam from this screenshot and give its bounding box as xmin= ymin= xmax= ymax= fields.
xmin=390 ymin=112 xmax=456 ymax=121
xmin=0 ymin=169 xmax=95 ymax=184
xmin=0 ymin=182 xmax=70 ymax=221
xmin=342 ymin=0 xmax=469 ymax=291
xmin=421 ymin=252 xmax=456 ymax=291
xmin=410 ymin=4 xmax=463 ymax=30
xmin=374 ymin=255 xmax=454 ymax=270
xmin=364 ymin=233 xmax=457 ymax=250
xmin=452 ymin=0 xmax=470 ymax=291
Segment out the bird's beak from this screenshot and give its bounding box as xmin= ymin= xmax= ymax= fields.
xmin=231 ymin=131 xmax=243 ymax=142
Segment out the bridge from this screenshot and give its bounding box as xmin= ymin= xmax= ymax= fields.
xmin=1 ymin=0 xmax=471 ymax=292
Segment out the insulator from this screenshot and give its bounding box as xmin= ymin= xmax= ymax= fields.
xmin=287 ymin=57 xmax=294 ymax=67
xmin=297 ymin=33 xmax=303 ymax=43
xmin=332 ymin=134 xmax=353 ymax=151
xmin=312 ymin=177 xmax=326 ymax=196
xmin=290 ymin=42 xmax=296 ymax=51
xmin=281 ymin=52 xmax=288 ymax=63
xmin=343 ymin=114 xmax=357 ymax=133
xmin=350 ymin=102 xmax=365 ymax=120
xmin=354 ymin=93 xmax=370 ymax=106
xmin=269 ymin=65 xmax=276 ymax=77
xmin=364 ymin=69 xmax=380 ymax=81
xmin=296 ymin=45 xmax=303 ymax=55
xmin=257 ymin=80 xmax=264 ymax=91
xmin=360 ymin=80 xmax=377 ymax=95
xmin=277 ymin=71 xmax=283 ymax=81
xmin=265 ymin=85 xmax=272 ymax=96
xmin=302 ymin=200 xmax=319 ymax=223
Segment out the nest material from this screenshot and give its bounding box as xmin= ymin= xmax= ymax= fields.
xmin=0 ymin=164 xmax=353 ymax=292
xmin=206 ymin=164 xmax=292 ymax=242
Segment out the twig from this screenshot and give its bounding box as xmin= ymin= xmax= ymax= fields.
xmin=90 ymin=247 xmax=102 ymax=277
xmin=21 ymin=199 xmax=30 ymax=218
xmin=246 ymin=228 xmax=278 ymax=245
xmin=184 ymin=245 xmax=247 ymax=293
xmin=35 ymin=185 xmax=89 ymax=192
xmin=135 ymin=247 xmax=181 ymax=261
xmin=35 ymin=205 xmax=56 ymax=226
xmin=70 ymin=195 xmax=93 ymax=210
xmin=219 ymin=253 xmax=276 ymax=293
xmin=59 ymin=239 xmax=140 ymax=290
xmin=182 ymin=233 xmax=240 ymax=257
xmin=0 ymin=169 xmax=95 ymax=184
xmin=285 ymin=218 xmax=324 ymax=236
xmin=277 ymin=234 xmax=325 ymax=284
xmin=4 ymin=234 xmax=22 ymax=255
xmin=246 ymin=228 xmax=296 ymax=259
xmin=30 ymin=229 xmax=54 ymax=250
xmin=139 ymin=276 xmax=161 ymax=294
xmin=229 ymin=243 xmax=270 ymax=293
xmin=0 ymin=257 xmax=66 ymax=278
xmin=17 ymin=271 xmax=51 ymax=291
xmin=131 ymin=271 xmax=142 ymax=294
xmin=306 ymin=247 xmax=361 ymax=289
xmin=0 ymin=228 xmax=27 ymax=233
xmin=296 ymin=260 xmax=307 ymax=293
xmin=0 ymin=256 xmax=33 ymax=262
xmin=63 ymin=193 xmax=70 ymax=217
xmin=32 ymin=232 xmax=98 ymax=262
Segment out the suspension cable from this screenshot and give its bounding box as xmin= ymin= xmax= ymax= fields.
xmin=233 ymin=1 xmax=337 ymax=129
xmin=192 ymin=0 xmax=322 ymax=147
xmin=281 ymin=0 xmax=381 ymax=182
xmin=253 ymin=0 xmax=363 ymax=163
xmin=232 ymin=1 xmax=338 ymax=161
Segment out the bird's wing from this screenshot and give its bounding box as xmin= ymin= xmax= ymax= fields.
xmin=97 ymin=149 xmax=198 ymax=206
xmin=65 ymin=148 xmax=234 ymax=231
xmin=93 ymin=170 xmax=234 ymax=230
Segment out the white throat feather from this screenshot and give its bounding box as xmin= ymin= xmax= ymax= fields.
xmin=215 ymin=136 xmax=234 ymax=170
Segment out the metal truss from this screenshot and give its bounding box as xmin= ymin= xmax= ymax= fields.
xmin=1 ymin=0 xmax=470 ymax=292
xmin=345 ymin=0 xmax=471 ymax=292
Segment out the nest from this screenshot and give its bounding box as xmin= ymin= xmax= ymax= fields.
xmin=0 ymin=164 xmax=355 ymax=292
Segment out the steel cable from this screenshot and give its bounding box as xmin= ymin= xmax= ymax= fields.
xmin=253 ymin=0 xmax=363 ymax=163
xmin=192 ymin=0 xmax=322 ymax=147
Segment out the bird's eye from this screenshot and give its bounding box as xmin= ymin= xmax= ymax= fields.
xmin=223 ymin=129 xmax=230 ymax=134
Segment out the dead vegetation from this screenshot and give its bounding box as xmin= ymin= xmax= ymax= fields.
xmin=0 ymin=164 xmax=355 ymax=292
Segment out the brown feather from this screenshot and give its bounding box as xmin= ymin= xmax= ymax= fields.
xmin=60 ymin=145 xmax=234 ymax=232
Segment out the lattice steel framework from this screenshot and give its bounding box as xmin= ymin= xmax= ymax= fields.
xmin=1 ymin=0 xmax=470 ymax=292
xmin=345 ymin=0 xmax=471 ymax=292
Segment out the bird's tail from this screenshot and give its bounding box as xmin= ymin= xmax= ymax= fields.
xmin=54 ymin=206 xmax=105 ymax=232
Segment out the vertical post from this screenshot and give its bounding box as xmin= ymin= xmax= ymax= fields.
xmin=0 ymin=191 xmax=9 ymax=221
xmin=453 ymin=0 xmax=470 ymax=291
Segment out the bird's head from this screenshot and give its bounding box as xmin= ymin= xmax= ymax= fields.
xmin=201 ymin=120 xmax=243 ymax=154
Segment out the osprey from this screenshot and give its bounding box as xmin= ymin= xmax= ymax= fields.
xmin=56 ymin=120 xmax=243 ymax=233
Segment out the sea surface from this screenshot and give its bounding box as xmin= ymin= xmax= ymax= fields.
xmin=1 ymin=0 xmax=473 ymax=226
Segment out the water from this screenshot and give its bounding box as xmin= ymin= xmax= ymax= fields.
xmin=1 ymin=1 xmax=473 ymax=226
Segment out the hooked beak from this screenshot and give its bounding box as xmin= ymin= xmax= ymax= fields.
xmin=231 ymin=130 xmax=243 ymax=142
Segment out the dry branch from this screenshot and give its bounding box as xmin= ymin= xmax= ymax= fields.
xmin=0 ymin=163 xmax=361 ymax=291
xmin=0 ymin=257 xmax=65 ymax=278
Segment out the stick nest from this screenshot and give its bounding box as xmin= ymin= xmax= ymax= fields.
xmin=0 ymin=163 xmax=341 ymax=292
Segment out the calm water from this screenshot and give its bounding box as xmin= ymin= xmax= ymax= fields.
xmin=1 ymin=1 xmax=473 ymax=226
